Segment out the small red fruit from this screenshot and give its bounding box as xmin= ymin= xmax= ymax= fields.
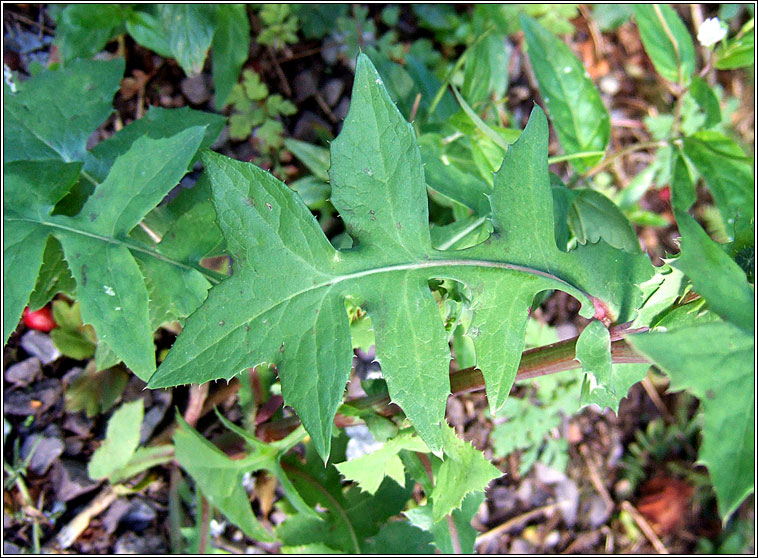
xmin=22 ymin=306 xmax=57 ymax=332
xmin=659 ymin=186 xmax=671 ymax=202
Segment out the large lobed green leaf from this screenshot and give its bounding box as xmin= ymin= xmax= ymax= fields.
xmin=520 ymin=14 xmax=610 ymax=172
xmin=4 ymin=129 xmax=207 ymax=378
xmin=4 ymin=58 xmax=124 ymax=164
xmin=149 ymin=54 xmax=653 ymax=460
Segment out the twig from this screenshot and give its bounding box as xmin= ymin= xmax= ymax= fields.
xmin=621 ymin=501 xmax=670 ymax=554
xmin=184 ymin=383 xmax=210 ymax=428
xmin=579 ymin=444 xmax=614 ymax=513
xmin=268 ymin=46 xmax=292 ymax=97
xmin=641 ymin=375 xmax=672 ymax=423
xmin=475 ymin=501 xmax=566 ymax=546
xmin=54 ymin=485 xmax=127 ymax=549
xmin=313 ymin=90 xmax=338 ymax=123
xmin=197 ymin=494 xmax=210 ymax=554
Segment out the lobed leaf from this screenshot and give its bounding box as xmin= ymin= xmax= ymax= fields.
xmin=149 ymin=54 xmax=653 ymax=460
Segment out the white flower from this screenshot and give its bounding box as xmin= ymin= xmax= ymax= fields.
xmin=697 ymin=17 xmax=727 ymax=47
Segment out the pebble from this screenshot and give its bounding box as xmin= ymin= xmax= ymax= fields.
xmin=20 ymin=331 xmax=60 ymax=364
xmin=21 ymin=427 xmax=64 ymax=475
xmin=180 ymin=74 xmax=211 ymax=105
xmin=294 ymin=70 xmax=317 ymax=101
xmin=534 ymin=462 xmax=579 ymax=527
xmin=114 ymin=531 xmax=168 ymax=554
xmin=5 ymin=357 xmax=42 ymax=387
xmin=583 ymin=493 xmax=611 ymax=528
xmin=51 ymin=460 xmax=100 ymax=502
xmin=321 ymin=78 xmax=344 ymax=107
xmin=4 ymin=379 xmax=62 ymax=416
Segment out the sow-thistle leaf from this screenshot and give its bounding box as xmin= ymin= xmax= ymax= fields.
xmin=3 ymin=161 xmax=82 ymax=342
xmin=4 ymin=129 xmax=207 ymax=378
xmin=630 ymin=212 xmax=754 ymax=521
xmin=405 ymin=492 xmax=485 ymax=554
xmin=629 ymin=321 xmax=754 ymax=522
xmin=4 ymin=58 xmax=124 ymax=164
xmin=149 ymin=54 xmax=652 ymax=461
xmin=335 ymin=431 xmax=428 ymax=494
xmin=431 ymin=425 xmax=501 ymax=522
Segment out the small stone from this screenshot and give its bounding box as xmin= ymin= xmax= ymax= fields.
xmin=4 ymin=541 xmax=22 ymax=555
xmin=491 ymin=485 xmax=518 ymax=511
xmin=3 ymin=379 xmax=62 ymax=415
xmin=51 ymin=460 xmax=100 ymax=502
xmin=114 ymin=531 xmax=168 ymax=554
xmin=333 ymin=97 xmax=350 ymax=121
xmin=510 ymin=539 xmax=536 ymax=554
xmin=5 ymin=357 xmax=42 ymax=387
xmin=544 ymin=530 xmax=561 ymax=549
xmin=20 ymin=331 xmax=60 ymax=364
xmin=180 ymin=74 xmax=211 ymax=105
xmin=321 ymin=78 xmax=344 ymax=107
xmin=122 ymin=499 xmax=157 ymax=531
xmin=21 ymin=432 xmax=64 ymax=475
xmin=101 ymin=498 xmax=131 ymax=534
xmin=583 ymin=493 xmax=611 ymax=528
xmin=63 ymin=412 xmax=94 ymax=437
xmin=294 ymin=70 xmax=317 ymax=101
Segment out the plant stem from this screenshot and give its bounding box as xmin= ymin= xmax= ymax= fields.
xmin=583 ymin=141 xmax=668 ymax=178
xmin=256 ymin=335 xmax=651 ymax=442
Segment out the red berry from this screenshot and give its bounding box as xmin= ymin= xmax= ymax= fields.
xmin=659 ymin=186 xmax=671 ymax=202
xmin=22 ymin=306 xmax=57 ymax=332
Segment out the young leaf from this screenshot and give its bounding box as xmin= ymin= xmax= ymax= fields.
xmin=430 ymin=425 xmax=501 ymax=522
xmin=212 ymin=4 xmax=251 ymax=109
xmin=715 ymin=18 xmax=755 ymax=70
xmin=672 ymin=211 xmax=754 ymax=332
xmin=689 ymin=76 xmax=722 ymax=129
xmin=405 ymin=491 xmax=485 ymax=554
xmin=632 ymin=4 xmax=696 ymax=85
xmin=576 ymin=321 xmax=650 ymax=410
xmin=149 ymin=54 xmax=653 ymax=460
xmin=173 ymin=415 xmax=276 ymax=542
xmin=88 ymin=399 xmax=143 ymax=480
xmin=629 ymin=321 xmax=754 ymax=522
xmin=4 ymin=58 xmax=124 ymax=163
xmin=520 ymin=14 xmax=610 ymax=172
xmin=335 ymin=431 xmax=428 ymax=494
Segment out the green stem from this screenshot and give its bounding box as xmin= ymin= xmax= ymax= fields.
xmin=548 ymin=151 xmax=607 ymax=165
xmin=583 ymin=140 xmax=669 ymax=178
